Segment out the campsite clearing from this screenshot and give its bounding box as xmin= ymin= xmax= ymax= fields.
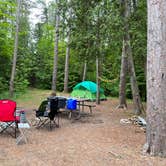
xmin=0 ymin=90 xmax=166 ymax=166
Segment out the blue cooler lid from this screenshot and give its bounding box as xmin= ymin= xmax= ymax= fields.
xmin=67 ymin=99 xmax=77 ymax=110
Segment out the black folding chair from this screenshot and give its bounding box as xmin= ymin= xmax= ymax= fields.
xmin=35 ymin=98 xmax=60 ymax=129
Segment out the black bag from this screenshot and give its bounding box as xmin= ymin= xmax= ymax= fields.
xmin=48 ymin=98 xmax=59 ymax=120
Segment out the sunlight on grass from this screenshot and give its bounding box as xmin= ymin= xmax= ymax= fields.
xmin=15 ymin=88 xmax=70 ymax=110
xmin=15 ymin=88 xmax=52 ymax=109
xmin=0 ymin=88 xmax=71 ymax=110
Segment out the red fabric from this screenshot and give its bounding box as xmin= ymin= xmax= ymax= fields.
xmin=0 ymin=99 xmax=17 ymax=122
xmin=15 ymin=116 xmax=20 ymax=122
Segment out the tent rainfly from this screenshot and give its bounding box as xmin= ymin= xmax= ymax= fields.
xmin=70 ymin=81 xmax=106 ymax=101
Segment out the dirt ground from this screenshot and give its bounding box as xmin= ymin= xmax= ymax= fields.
xmin=0 ymin=97 xmax=166 ymax=166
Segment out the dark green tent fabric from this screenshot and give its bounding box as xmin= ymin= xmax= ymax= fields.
xmin=71 ymin=81 xmax=106 ymax=100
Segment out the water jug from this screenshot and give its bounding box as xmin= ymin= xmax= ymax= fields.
xmin=20 ymin=111 xmax=26 ymax=123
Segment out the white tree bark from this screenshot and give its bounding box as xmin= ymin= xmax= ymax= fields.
xmin=145 ymin=0 xmax=166 ymax=157
xmin=9 ymin=0 xmax=21 ymax=97
xmin=52 ymin=0 xmax=60 ymax=91
xmin=63 ymin=30 xmax=70 ymax=93
xmin=96 ymin=57 xmax=100 ymax=104
xmin=82 ymin=61 xmax=87 ymax=82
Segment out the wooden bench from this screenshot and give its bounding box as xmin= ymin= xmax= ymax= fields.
xmin=77 ymin=103 xmax=96 ymax=114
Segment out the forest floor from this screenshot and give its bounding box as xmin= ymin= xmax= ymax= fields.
xmin=0 ymin=89 xmax=166 ymax=166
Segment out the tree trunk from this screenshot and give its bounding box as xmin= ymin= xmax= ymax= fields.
xmin=96 ymin=8 xmax=101 ymax=105
xmin=117 ymin=0 xmax=143 ymax=114
xmin=117 ymin=0 xmax=130 ymax=109
xmin=96 ymin=57 xmax=100 ymax=104
xmin=9 ymin=0 xmax=21 ymax=97
xmin=117 ymin=39 xmax=128 ymax=109
xmin=52 ymin=0 xmax=60 ymax=91
xmin=63 ymin=30 xmax=70 ymax=93
xmin=128 ymin=45 xmax=144 ymax=115
xmin=82 ymin=61 xmax=87 ymax=81
xmin=132 ymin=0 xmax=137 ymax=10
xmin=144 ymin=0 xmax=166 ymax=157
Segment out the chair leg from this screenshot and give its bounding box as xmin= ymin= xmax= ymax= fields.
xmin=57 ymin=114 xmax=59 ymax=127
xmin=36 ymin=119 xmax=49 ymax=129
xmin=0 ymin=123 xmax=9 ymax=134
xmin=56 ymin=114 xmax=60 ymax=128
xmin=50 ymin=120 xmax=52 ymax=130
xmin=15 ymin=125 xmax=17 ymax=138
xmin=35 ymin=114 xmax=60 ymax=130
xmin=52 ymin=115 xmax=60 ymax=128
xmin=68 ymin=111 xmax=72 ymax=119
xmin=0 ymin=122 xmax=18 ymax=138
xmin=15 ymin=122 xmax=18 ymax=138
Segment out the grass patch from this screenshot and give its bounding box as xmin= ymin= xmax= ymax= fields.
xmin=15 ymin=88 xmax=52 ymax=109
xmin=0 ymin=88 xmax=52 ymax=109
xmin=0 ymin=91 xmax=25 ymax=100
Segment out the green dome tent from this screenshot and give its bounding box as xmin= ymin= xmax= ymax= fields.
xmin=70 ymin=81 xmax=106 ymax=101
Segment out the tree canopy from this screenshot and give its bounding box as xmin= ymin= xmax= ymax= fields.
xmin=0 ymin=0 xmax=147 ymax=100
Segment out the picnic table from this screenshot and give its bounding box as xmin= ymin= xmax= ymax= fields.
xmin=66 ymin=98 xmax=96 ymax=119
xmin=76 ymin=98 xmax=96 ymax=114
xmin=49 ymin=96 xmax=96 ymax=119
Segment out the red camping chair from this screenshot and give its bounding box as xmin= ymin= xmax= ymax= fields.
xmin=0 ymin=99 xmax=20 ymax=138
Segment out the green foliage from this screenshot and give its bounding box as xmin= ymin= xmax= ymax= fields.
xmin=0 ymin=0 xmax=15 ymax=92
xmin=14 ymin=78 xmax=29 ymax=92
xmin=0 ymin=0 xmax=147 ymax=101
xmin=0 ymin=77 xmax=8 ymax=92
xmin=101 ymin=79 xmax=119 ymax=97
xmin=130 ymin=0 xmax=147 ymax=65
xmin=129 ymin=0 xmax=147 ymax=100
xmin=135 ymin=67 xmax=146 ymax=101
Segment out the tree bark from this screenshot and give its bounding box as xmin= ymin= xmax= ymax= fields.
xmin=117 ymin=39 xmax=128 ymax=109
xmin=63 ymin=30 xmax=70 ymax=93
xmin=9 ymin=0 xmax=21 ymax=97
xmin=82 ymin=61 xmax=87 ymax=82
xmin=117 ymin=0 xmax=129 ymax=109
xmin=117 ymin=0 xmax=143 ymax=114
xmin=128 ymin=45 xmax=144 ymax=115
xmin=144 ymin=0 xmax=166 ymax=157
xmin=96 ymin=57 xmax=100 ymax=105
xmin=96 ymin=7 xmax=101 ymax=105
xmin=126 ymin=0 xmax=144 ymax=115
xmin=52 ymin=0 xmax=60 ymax=91
xmin=132 ymin=0 xmax=137 ymax=10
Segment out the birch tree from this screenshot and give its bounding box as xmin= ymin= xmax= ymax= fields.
xmin=96 ymin=57 xmax=101 ymax=104
xmin=63 ymin=0 xmax=72 ymax=93
xmin=82 ymin=61 xmax=87 ymax=81
xmin=63 ymin=30 xmax=70 ymax=93
xmin=9 ymin=0 xmax=21 ymax=97
xmin=52 ymin=0 xmax=60 ymax=91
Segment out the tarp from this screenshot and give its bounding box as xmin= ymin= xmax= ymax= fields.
xmin=71 ymin=81 xmax=106 ymax=101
